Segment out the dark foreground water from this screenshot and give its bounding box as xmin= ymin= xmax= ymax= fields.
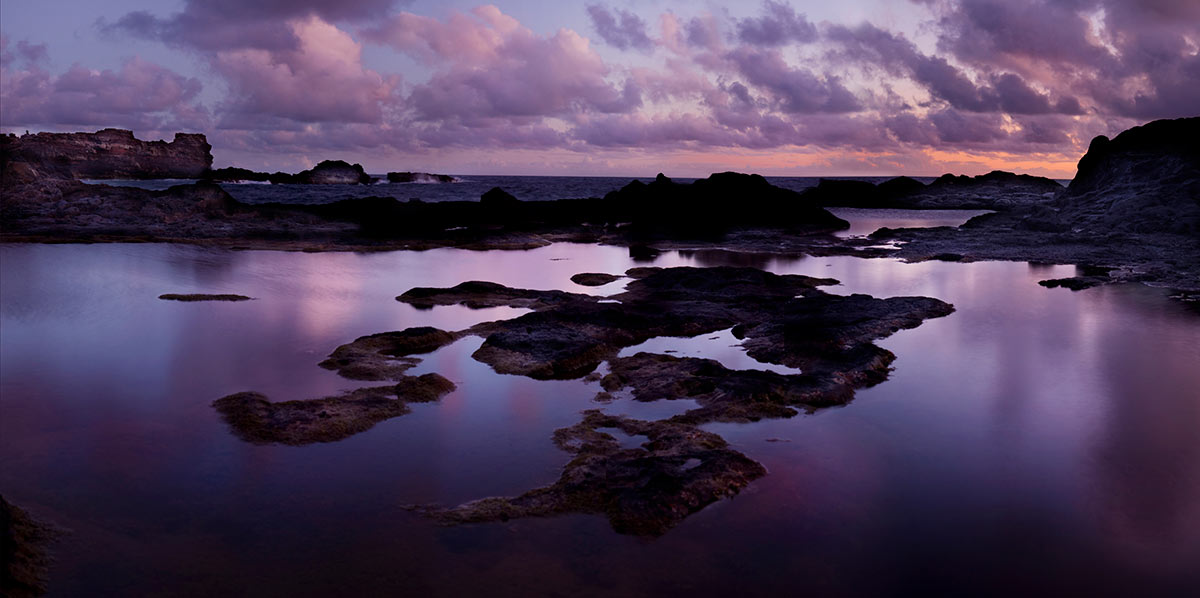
xmin=2 ymin=232 xmax=1198 ymax=595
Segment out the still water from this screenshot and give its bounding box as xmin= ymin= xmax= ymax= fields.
xmin=1 ymin=239 xmax=1198 ymax=596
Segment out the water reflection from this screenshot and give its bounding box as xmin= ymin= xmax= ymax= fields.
xmin=2 ymin=241 xmax=1198 ymax=595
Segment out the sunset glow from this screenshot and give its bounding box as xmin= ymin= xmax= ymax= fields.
xmin=2 ymin=1 xmax=1197 ymax=175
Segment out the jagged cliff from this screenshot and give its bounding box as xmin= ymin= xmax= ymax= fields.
xmin=0 ymin=128 xmax=212 ymax=180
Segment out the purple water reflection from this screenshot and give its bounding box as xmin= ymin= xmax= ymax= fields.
xmin=1 ymin=241 xmax=1198 ymax=596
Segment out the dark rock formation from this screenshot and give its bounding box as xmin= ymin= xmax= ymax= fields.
xmin=400 ymin=266 xmax=953 ymax=534
xmin=214 ymin=325 xmax=460 ymax=445
xmin=480 ymin=187 xmax=519 ymax=206
xmin=798 ymin=171 xmax=1061 ymax=210
xmin=1051 ymin=117 xmax=1200 ymax=235
xmin=158 ymin=293 xmax=252 ymax=302
xmin=285 ymin=160 xmax=373 ymax=185
xmin=2 ymin=495 xmax=59 ymax=598
xmin=570 ymin=272 xmax=620 ymax=286
xmin=0 ymin=129 xmax=211 ymax=180
xmin=213 ymin=375 xmax=455 ymax=445
xmin=318 ymin=327 xmax=459 ymax=381
xmin=603 ymin=172 xmax=849 ymax=235
xmin=387 ymin=171 xmax=456 ymax=183
xmin=418 ymin=410 xmax=767 ymax=536
xmin=201 ymin=167 xmax=272 ymax=182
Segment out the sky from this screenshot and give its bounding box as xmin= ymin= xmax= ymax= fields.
xmin=1 ymin=0 xmax=1197 ymax=177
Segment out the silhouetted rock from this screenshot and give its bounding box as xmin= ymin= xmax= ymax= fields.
xmin=201 ymin=167 xmax=272 ymax=182
xmin=0 ymin=128 xmax=211 ymax=180
xmin=897 ymin=170 xmax=1063 ymax=210
xmin=603 ymin=171 xmax=849 ymax=234
xmin=387 ymin=171 xmax=456 ymax=183
xmin=480 ymin=187 xmax=519 ymax=206
xmin=290 ymin=160 xmax=373 ymax=184
xmin=1052 ymin=117 xmax=1200 ymax=235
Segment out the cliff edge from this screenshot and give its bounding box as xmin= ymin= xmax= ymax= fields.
xmin=0 ymin=128 xmax=212 ymax=180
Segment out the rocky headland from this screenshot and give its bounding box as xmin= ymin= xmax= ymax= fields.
xmin=1 ymin=128 xmax=211 ymax=180
xmin=800 ymin=170 xmax=1064 ymax=210
xmin=874 ymin=117 xmax=1199 ymax=292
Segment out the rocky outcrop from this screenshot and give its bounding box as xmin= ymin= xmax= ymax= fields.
xmin=286 ymin=160 xmax=373 ymax=184
xmin=1051 ymin=117 xmax=1200 ymax=235
xmin=605 ymin=172 xmax=849 ymax=234
xmin=387 ymin=171 xmax=456 ymax=183
xmin=0 ymin=128 xmax=211 ymax=180
xmin=800 ymin=171 xmax=1062 ymax=210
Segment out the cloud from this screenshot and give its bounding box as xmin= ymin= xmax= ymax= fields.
xmin=365 ymin=6 xmax=640 ymax=123
xmin=736 ymin=1 xmax=817 ymax=46
xmin=586 ymin=5 xmax=654 ymax=51
xmin=1 ymin=52 xmax=208 ymax=131
xmin=212 ymin=16 xmax=399 ymax=127
xmin=727 ymin=47 xmax=862 ymax=113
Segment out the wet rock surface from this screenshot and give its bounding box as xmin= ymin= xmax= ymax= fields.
xmin=1 ymin=495 xmax=60 ymax=598
xmin=396 ymin=266 xmax=953 ymax=533
xmin=214 ymin=326 xmax=459 ymax=445
xmin=413 ymin=410 xmax=767 ymax=537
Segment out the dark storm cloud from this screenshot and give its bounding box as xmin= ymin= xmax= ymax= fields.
xmin=586 ymin=5 xmax=655 ymax=51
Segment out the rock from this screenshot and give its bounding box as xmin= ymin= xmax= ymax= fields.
xmin=603 ymin=171 xmax=850 ymax=234
xmin=414 ymin=411 xmax=766 ymax=536
xmin=1054 ymin=117 xmax=1200 ymax=235
xmin=318 ymin=327 xmax=459 ymax=381
xmin=895 ymin=170 xmax=1063 ymax=210
xmin=570 ymin=272 xmax=620 ymax=286
xmin=0 ymin=129 xmax=211 ymax=180
xmin=480 ymin=187 xmax=519 ymax=206
xmin=290 ymin=160 xmax=373 ymax=185
xmin=201 ymin=167 xmax=272 ymax=182
xmin=158 ymin=293 xmax=252 ymax=302
xmin=387 ymin=172 xmax=456 ymax=183
xmin=212 ymin=376 xmax=455 ymax=445
xmin=2 ymin=495 xmax=60 ymax=598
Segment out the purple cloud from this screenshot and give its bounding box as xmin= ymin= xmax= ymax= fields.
xmin=727 ymin=48 xmax=862 ymax=113
xmin=1 ymin=53 xmax=207 ymax=131
xmin=736 ymin=1 xmax=817 ymax=46
xmin=586 ymin=5 xmax=654 ymax=51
